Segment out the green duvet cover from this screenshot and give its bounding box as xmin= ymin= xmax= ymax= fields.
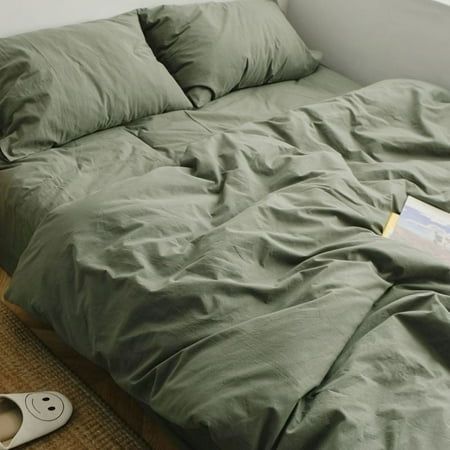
xmin=4 ymin=77 xmax=450 ymax=449
xmin=0 ymin=66 xmax=358 ymax=275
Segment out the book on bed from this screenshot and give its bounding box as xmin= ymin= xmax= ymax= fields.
xmin=383 ymin=196 xmax=450 ymax=264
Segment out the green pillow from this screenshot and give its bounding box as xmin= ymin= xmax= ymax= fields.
xmin=139 ymin=0 xmax=320 ymax=108
xmin=0 ymin=11 xmax=192 ymax=162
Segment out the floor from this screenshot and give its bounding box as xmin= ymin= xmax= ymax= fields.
xmin=0 ymin=268 xmax=185 ymax=450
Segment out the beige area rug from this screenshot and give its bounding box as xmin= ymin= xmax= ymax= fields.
xmin=0 ymin=297 xmax=152 ymax=449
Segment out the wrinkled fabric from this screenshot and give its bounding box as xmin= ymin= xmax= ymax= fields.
xmin=139 ymin=0 xmax=319 ymax=107
xmin=0 ymin=66 xmax=359 ymax=274
xmin=5 ymin=78 xmax=450 ymax=450
xmin=0 ymin=11 xmax=191 ymax=162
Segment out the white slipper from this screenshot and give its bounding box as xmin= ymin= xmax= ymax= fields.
xmin=0 ymin=392 xmax=72 ymax=449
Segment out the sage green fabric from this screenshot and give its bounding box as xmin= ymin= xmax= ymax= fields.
xmin=0 ymin=66 xmax=360 ymax=275
xmin=5 ymin=78 xmax=450 ymax=449
xmin=0 ymin=11 xmax=192 ymax=162
xmin=139 ymin=0 xmax=319 ymax=107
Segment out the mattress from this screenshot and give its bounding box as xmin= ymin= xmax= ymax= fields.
xmin=0 ymin=66 xmax=360 ymax=275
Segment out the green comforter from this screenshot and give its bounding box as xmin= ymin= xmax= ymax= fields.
xmin=6 ymin=79 xmax=450 ymax=449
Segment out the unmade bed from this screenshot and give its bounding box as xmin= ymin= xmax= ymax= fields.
xmin=0 ymin=66 xmax=359 ymax=274
xmin=1 ymin=2 xmax=449 ymax=449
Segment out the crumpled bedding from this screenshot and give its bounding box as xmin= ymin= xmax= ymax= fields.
xmin=0 ymin=66 xmax=359 ymax=275
xmin=5 ymin=78 xmax=450 ymax=449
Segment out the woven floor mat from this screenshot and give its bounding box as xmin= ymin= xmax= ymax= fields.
xmin=0 ymin=299 xmax=150 ymax=449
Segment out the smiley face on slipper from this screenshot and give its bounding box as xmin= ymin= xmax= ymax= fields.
xmin=0 ymin=392 xmax=72 ymax=449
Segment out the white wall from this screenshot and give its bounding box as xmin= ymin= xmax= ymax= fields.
xmin=0 ymin=0 xmax=281 ymax=38
xmin=0 ymin=0 xmax=287 ymax=37
xmin=0 ymin=0 xmax=210 ymax=37
xmin=288 ymin=0 xmax=450 ymax=90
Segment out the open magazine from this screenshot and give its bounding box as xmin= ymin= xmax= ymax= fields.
xmin=383 ymin=196 xmax=450 ymax=265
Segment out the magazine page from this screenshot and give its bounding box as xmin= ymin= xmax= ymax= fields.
xmin=389 ymin=196 xmax=450 ymax=265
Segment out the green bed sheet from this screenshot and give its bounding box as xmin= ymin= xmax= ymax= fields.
xmin=0 ymin=66 xmax=359 ymax=275
xmin=4 ymin=74 xmax=450 ymax=450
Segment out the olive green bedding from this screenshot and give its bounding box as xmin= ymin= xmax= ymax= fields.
xmin=3 ymin=74 xmax=450 ymax=450
xmin=0 ymin=66 xmax=359 ymax=275
xmin=139 ymin=0 xmax=319 ymax=107
xmin=0 ymin=11 xmax=191 ymax=162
